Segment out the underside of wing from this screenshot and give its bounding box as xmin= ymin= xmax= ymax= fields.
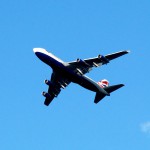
xmin=105 ymin=50 xmax=130 ymax=60
xmin=84 ymin=50 xmax=130 ymax=65
xmin=68 ymin=50 xmax=130 ymax=75
xmin=43 ymin=71 xmax=71 ymax=106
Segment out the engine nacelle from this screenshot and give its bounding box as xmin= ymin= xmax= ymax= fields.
xmin=76 ymin=58 xmax=90 ymax=67
xmin=98 ymin=55 xmax=109 ymax=64
xmin=44 ymin=80 xmax=53 ymax=86
xmin=42 ymin=92 xmax=51 ymax=98
xmin=77 ymin=58 xmax=81 ymax=62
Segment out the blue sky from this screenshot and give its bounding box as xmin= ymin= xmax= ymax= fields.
xmin=0 ymin=0 xmax=150 ymax=149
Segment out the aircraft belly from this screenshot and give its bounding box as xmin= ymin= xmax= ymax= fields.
xmin=78 ymin=81 xmax=97 ymax=92
xmin=35 ymin=52 xmax=102 ymax=92
xmin=55 ymin=66 xmax=99 ymax=92
xmin=77 ymin=76 xmax=98 ymax=92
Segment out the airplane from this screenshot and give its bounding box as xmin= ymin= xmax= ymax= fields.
xmin=33 ymin=48 xmax=130 ymax=106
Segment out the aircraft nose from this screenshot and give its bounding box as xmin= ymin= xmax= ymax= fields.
xmin=33 ymin=48 xmax=50 ymax=61
xmin=33 ymin=48 xmax=50 ymax=56
xmin=33 ymin=48 xmax=45 ymax=58
xmin=33 ymin=48 xmax=41 ymax=53
xmin=33 ymin=48 xmax=36 ymax=53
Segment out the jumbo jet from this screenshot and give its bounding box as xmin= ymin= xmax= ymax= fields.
xmin=33 ymin=48 xmax=129 ymax=106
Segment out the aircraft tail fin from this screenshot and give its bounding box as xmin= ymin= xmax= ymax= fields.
xmin=94 ymin=84 xmax=124 ymax=104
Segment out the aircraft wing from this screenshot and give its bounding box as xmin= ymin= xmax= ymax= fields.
xmin=68 ymin=50 xmax=129 ymax=74
xmin=44 ymin=71 xmax=71 ymax=106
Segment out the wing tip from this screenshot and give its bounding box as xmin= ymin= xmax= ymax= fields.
xmin=122 ymin=50 xmax=130 ymax=54
xmin=126 ymin=50 xmax=130 ymax=53
xmin=120 ymin=84 xmax=125 ymax=87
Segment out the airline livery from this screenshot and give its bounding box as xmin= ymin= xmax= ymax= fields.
xmin=33 ymin=48 xmax=129 ymax=106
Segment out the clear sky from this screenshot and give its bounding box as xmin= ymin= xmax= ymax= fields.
xmin=0 ymin=0 xmax=150 ymax=149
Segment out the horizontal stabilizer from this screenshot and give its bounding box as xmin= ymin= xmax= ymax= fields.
xmin=94 ymin=84 xmax=124 ymax=104
xmin=94 ymin=92 xmax=106 ymax=104
xmin=104 ymin=84 xmax=124 ymax=94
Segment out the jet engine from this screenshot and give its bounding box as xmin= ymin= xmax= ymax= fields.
xmin=76 ymin=58 xmax=90 ymax=67
xmin=98 ymin=55 xmax=109 ymax=64
xmin=44 ymin=80 xmax=53 ymax=86
xmin=42 ymin=91 xmax=51 ymax=98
